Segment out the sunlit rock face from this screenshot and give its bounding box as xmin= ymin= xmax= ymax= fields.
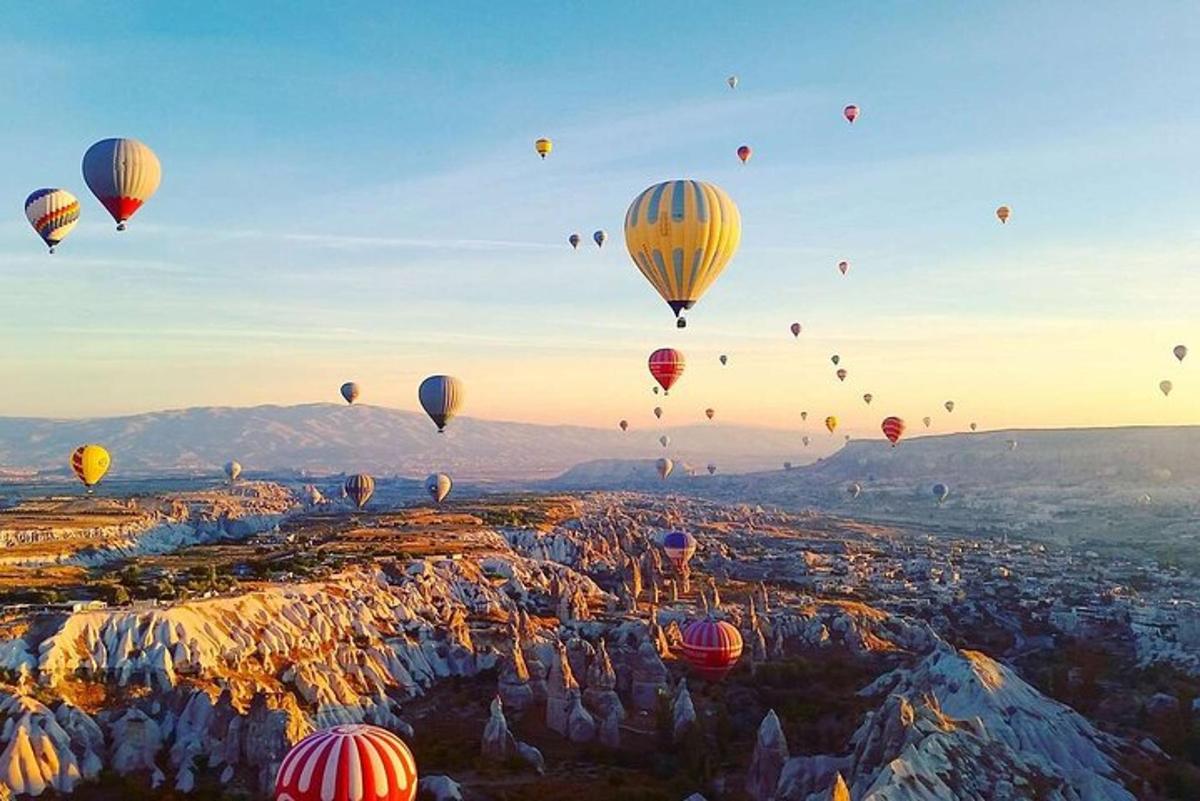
xmin=834 ymin=648 xmax=1136 ymax=801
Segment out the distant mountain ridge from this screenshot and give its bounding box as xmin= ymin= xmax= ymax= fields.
xmin=0 ymin=403 xmax=803 ymax=481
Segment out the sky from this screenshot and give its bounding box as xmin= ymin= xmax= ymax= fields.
xmin=0 ymin=2 xmax=1198 ymax=443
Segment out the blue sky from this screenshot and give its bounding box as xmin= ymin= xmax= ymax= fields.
xmin=0 ymin=2 xmax=1198 ymax=442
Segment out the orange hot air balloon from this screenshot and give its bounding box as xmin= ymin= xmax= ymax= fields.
xmin=838 ymin=260 xmax=849 ymax=275
xmin=996 ymin=205 xmax=1011 ymax=224
xmin=836 ymin=368 xmax=847 ymax=382
xmin=824 ymin=416 xmax=838 ymax=433
xmin=737 ymin=145 xmax=752 ymax=164
xmin=649 ymin=348 xmax=685 ymax=394
xmin=843 ymin=104 xmax=859 ymax=124
xmin=790 ymin=322 xmax=801 ymax=338
xmin=705 ymin=408 xmax=715 ymax=420
xmin=881 ymin=416 xmax=905 ymax=446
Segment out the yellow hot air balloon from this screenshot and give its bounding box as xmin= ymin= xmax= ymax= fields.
xmin=624 ymin=180 xmax=741 ymax=327
xmin=824 ymin=416 xmax=838 ymax=433
xmin=535 ymin=138 xmax=553 ymax=159
xmin=71 ymin=444 xmax=111 ymax=489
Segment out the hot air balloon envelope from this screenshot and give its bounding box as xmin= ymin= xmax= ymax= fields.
xmin=82 ymin=138 xmax=161 ymax=230
xmin=275 ymin=724 xmax=417 ymax=801
xmin=425 ymin=473 xmax=452 ymax=504
xmin=625 ymin=180 xmax=741 ymax=326
xmin=649 ymin=348 xmax=685 ymax=394
xmin=681 ymin=618 xmax=743 ymax=681
xmin=25 ymin=189 xmax=80 ymax=252
xmin=419 ymin=375 xmax=464 ymax=432
xmin=71 ymin=445 xmax=111 ymax=488
xmin=881 ymin=416 xmax=905 ymax=445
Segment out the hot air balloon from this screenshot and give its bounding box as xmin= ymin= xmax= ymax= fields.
xmin=425 ymin=473 xmax=452 ymax=504
xmin=831 ymin=355 xmax=840 ymax=366
xmin=340 ymin=382 xmax=360 ymax=405
xmin=418 ymin=375 xmax=463 ymax=432
xmin=593 ymin=230 xmax=607 ymax=248
xmin=944 ymin=401 xmax=955 ymax=413
xmin=922 ymin=416 xmax=932 ymax=428
xmin=659 ymin=435 xmax=670 ymax=448
xmin=25 ymin=189 xmax=80 ymax=253
xmin=535 ymin=138 xmax=552 ymax=159
xmin=1161 ymin=380 xmax=1173 ymax=397
xmin=800 ymin=411 xmax=808 ymax=421
xmin=970 ymin=422 xmax=978 ymax=432
xmin=996 ymin=205 xmax=1011 ymax=224
xmin=224 ymin=460 xmax=241 ymax=482
xmin=654 ymin=406 xmax=664 ymax=420
xmin=881 ymin=416 xmax=905 ymax=446
xmin=932 ymin=483 xmax=950 ymax=504
xmin=705 ymin=408 xmax=715 ymax=420
xmin=1174 ymin=345 xmax=1188 ymax=363
xmin=619 ymin=419 xmax=629 ymax=431
xmin=790 ymin=322 xmax=802 ymax=338
xmin=707 ymin=463 xmax=716 ymax=475
xmin=783 ymin=461 xmax=793 ymax=471
xmin=1007 ymin=439 xmax=1019 ymax=451
xmin=844 ymin=434 xmax=851 ymax=442
xmin=71 ymin=445 xmax=110 ymax=489
xmin=81 ymin=138 xmax=161 ymax=230
xmin=662 ymin=530 xmax=697 ymax=573
xmin=274 ymin=724 xmax=417 ymax=801
xmin=737 ymin=145 xmax=752 ymax=164
xmin=625 ymin=180 xmax=741 ymax=328
xmin=653 ymin=386 xmax=660 ymax=395
xmin=719 ymin=354 xmax=728 ymax=366
xmin=836 ymin=369 xmax=847 ymax=382
xmin=838 ymin=260 xmax=849 ymax=275
xmin=802 ymin=435 xmax=811 ymax=447
xmin=825 ymin=416 xmax=838 ymax=433
xmin=649 ymin=348 xmax=685 ymax=394
xmin=847 ymin=482 xmax=861 ymax=499
xmin=657 ymin=457 xmax=674 ymax=479
xmin=843 ymin=104 xmax=859 ymax=124
xmin=568 ymin=233 xmax=581 ymax=249
xmin=862 ymin=393 xmax=873 ymax=405
xmin=345 ymin=474 xmax=375 ymax=509
xmin=727 ymin=75 xmax=738 ymax=90
xmin=680 ymin=618 xmax=743 ymax=681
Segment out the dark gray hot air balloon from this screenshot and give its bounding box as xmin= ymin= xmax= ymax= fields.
xmin=419 ymin=375 xmax=464 ymax=432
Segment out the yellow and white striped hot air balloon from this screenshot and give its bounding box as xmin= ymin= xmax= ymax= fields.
xmin=624 ymin=180 xmax=741 ymax=328
xmin=71 ymin=444 xmax=111 ymax=490
xmin=25 ymin=189 xmax=80 ymax=253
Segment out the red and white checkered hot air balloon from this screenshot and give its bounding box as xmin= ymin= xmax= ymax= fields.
xmin=648 ymin=348 xmax=685 ymax=395
xmin=680 ymin=618 xmax=743 ymax=681
xmin=275 ymin=724 xmax=417 ymax=801
xmin=881 ymin=416 xmax=906 ymax=446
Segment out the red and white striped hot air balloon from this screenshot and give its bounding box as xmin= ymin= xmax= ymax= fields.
xmin=275 ymin=724 xmax=417 ymax=801
xmin=881 ymin=416 xmax=906 ymax=446
xmin=680 ymin=618 xmax=743 ymax=681
xmin=649 ymin=348 xmax=685 ymax=395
